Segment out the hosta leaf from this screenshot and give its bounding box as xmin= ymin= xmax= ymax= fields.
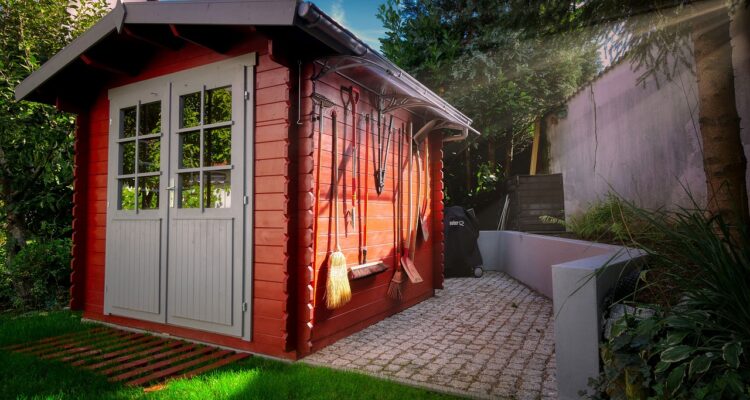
xmin=689 ymin=355 xmax=712 ymax=376
xmin=665 ymin=363 xmax=686 ymax=396
xmin=722 ymin=342 xmax=742 ymax=369
xmin=661 ymin=345 xmax=693 ymax=363
xmin=655 ymin=360 xmax=671 ymax=374
xmin=665 ymin=331 xmax=689 ymax=346
xmin=611 ymin=318 xmax=628 ymax=337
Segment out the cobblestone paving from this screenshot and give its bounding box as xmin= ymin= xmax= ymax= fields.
xmin=304 ymin=272 xmax=557 ymax=399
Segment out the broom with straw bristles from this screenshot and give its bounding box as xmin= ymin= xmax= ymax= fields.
xmin=326 ymin=109 xmax=351 ymax=309
xmin=387 ymin=125 xmax=404 ymax=300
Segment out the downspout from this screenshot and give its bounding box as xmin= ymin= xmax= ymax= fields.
xmin=442 ymin=128 xmax=469 ymax=143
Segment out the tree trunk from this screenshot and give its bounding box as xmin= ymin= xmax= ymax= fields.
xmin=504 ymin=136 xmax=515 ymax=178
xmin=488 ymin=137 xmax=496 ymax=165
xmin=692 ymin=8 xmax=749 ymax=226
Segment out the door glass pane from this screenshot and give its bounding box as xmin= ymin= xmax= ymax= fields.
xmin=179 ymin=172 xmax=201 ymax=208
xmin=138 ymin=139 xmax=160 ymax=173
xmin=119 ymin=178 xmax=136 ymax=210
xmin=121 ymin=106 xmax=136 ymax=138
xmin=204 ymin=127 xmax=231 ymax=167
xmin=121 ymin=141 xmax=135 ymax=175
xmin=180 ymin=131 xmax=201 ymax=169
xmin=180 ymin=92 xmax=201 ymax=128
xmin=204 ymin=170 xmax=231 ymax=208
xmin=139 ymin=101 xmax=161 ymax=135
xmin=205 ymin=87 xmax=232 ymax=124
xmin=138 ymin=176 xmax=160 ymax=210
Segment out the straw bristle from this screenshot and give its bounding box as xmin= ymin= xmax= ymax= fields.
xmin=326 ymin=251 xmax=351 ymax=309
xmin=387 ymin=269 xmax=403 ymax=300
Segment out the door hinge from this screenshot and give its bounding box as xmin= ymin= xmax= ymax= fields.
xmin=242 ymin=301 xmax=248 ymax=312
xmin=244 ymin=91 xmax=250 ymax=100
xmin=243 ymin=195 xmax=249 ymax=205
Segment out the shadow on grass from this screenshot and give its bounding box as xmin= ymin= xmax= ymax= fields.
xmin=0 ymin=311 xmax=460 ymax=400
xmin=154 ymin=357 xmax=462 ymax=400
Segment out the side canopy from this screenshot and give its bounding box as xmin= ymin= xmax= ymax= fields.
xmin=15 ymin=0 xmax=478 ymax=137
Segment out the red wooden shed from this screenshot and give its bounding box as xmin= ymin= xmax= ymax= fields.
xmin=15 ymin=0 xmax=478 ymax=360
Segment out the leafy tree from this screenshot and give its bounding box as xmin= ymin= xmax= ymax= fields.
xmin=378 ymin=0 xmax=600 ymax=208
xmin=0 ymin=0 xmax=108 ymax=259
xmin=509 ymin=0 xmax=749 ymax=225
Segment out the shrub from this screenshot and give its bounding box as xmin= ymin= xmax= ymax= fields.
xmin=541 ymin=194 xmax=659 ymax=244
xmin=591 ymin=203 xmax=750 ymax=399
xmin=4 ymin=238 xmax=71 ymax=310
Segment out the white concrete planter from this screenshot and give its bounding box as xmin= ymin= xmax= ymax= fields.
xmin=477 ymin=231 xmax=646 ymax=400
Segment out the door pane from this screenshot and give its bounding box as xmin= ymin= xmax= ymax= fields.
xmin=204 ymin=127 xmax=231 ymax=167
xmin=119 ymin=178 xmax=136 ymax=210
xmin=204 ymin=170 xmax=231 ymax=208
xmin=121 ymin=141 xmax=135 ymax=175
xmin=205 ymin=87 xmax=232 ymax=124
xmin=139 ymin=101 xmax=161 ymax=135
xmin=139 ymin=176 xmax=160 ymax=210
xmin=180 ymin=92 xmax=201 ymax=128
xmin=121 ymin=106 xmax=136 ymax=138
xmin=138 ymin=139 xmax=160 ymax=173
xmin=179 ymin=172 xmax=201 ymax=208
xmin=180 ymin=131 xmax=201 ymax=169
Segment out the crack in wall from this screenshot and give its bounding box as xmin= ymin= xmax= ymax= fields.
xmin=589 ymin=84 xmax=598 ymax=173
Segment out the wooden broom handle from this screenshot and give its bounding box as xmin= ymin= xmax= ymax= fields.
xmin=332 ymin=110 xmax=339 ymax=251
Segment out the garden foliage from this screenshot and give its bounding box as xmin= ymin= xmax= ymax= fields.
xmin=0 ymin=0 xmax=107 ymax=310
xmin=588 ymin=199 xmax=750 ymax=398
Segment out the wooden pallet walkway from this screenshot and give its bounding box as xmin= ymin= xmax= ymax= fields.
xmin=2 ymin=326 xmax=250 ymax=388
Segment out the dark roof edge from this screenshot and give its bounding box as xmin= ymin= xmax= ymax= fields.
xmin=14 ymin=0 xmax=476 ymax=134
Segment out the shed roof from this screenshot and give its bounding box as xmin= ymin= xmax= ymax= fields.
xmin=15 ymin=0 xmax=478 ymax=136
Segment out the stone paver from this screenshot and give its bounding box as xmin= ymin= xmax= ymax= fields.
xmin=304 ymin=272 xmax=557 ymax=399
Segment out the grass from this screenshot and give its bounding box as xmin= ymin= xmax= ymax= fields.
xmin=0 ymin=311 xmax=461 ymax=400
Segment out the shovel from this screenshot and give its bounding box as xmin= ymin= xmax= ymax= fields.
xmin=400 ymin=123 xmax=423 ymax=284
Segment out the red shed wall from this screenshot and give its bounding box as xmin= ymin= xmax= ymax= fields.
xmin=72 ymin=38 xmax=295 ymax=358
xmin=295 ymin=65 xmax=446 ymax=355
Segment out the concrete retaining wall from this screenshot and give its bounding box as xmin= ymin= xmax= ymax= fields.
xmin=478 ymin=230 xmax=646 ymax=400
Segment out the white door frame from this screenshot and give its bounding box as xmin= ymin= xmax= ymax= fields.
xmin=104 ymin=53 xmax=256 ymax=340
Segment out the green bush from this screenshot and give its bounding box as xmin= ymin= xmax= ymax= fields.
xmin=541 ymin=194 xmax=659 ymax=244
xmin=3 ymin=238 xmax=71 ymax=310
xmin=591 ymin=203 xmax=750 ymax=399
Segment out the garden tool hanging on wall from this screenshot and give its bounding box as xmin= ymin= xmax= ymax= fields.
xmin=311 ymin=93 xmax=334 ymax=312
xmin=387 ymin=123 xmax=404 ymax=300
xmin=417 ymin=137 xmax=430 ymax=241
xmin=349 ymin=113 xmax=388 ymax=280
xmin=326 ymin=109 xmax=351 ymax=310
xmin=375 ymin=111 xmax=393 ymax=196
xmin=340 ymin=87 xmax=353 ymax=235
xmin=400 ymin=123 xmax=423 ymax=284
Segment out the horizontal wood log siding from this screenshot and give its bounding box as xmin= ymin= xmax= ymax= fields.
xmin=73 ymin=39 xmax=295 ymax=358
xmin=295 ymin=65 xmax=444 ymax=355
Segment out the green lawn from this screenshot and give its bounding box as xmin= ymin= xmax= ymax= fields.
xmin=0 ymin=311 xmax=460 ymax=400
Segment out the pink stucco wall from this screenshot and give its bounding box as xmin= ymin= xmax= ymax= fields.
xmin=545 ymin=12 xmax=749 ymax=217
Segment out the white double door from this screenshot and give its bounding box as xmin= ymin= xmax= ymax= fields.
xmin=104 ymin=56 xmax=255 ymax=338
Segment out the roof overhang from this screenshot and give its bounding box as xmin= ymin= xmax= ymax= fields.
xmin=15 ymin=0 xmax=479 ymax=137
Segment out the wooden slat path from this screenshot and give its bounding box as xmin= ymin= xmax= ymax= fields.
xmin=3 ymin=326 xmax=251 ymax=388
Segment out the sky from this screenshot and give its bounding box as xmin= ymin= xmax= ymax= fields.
xmin=314 ymin=0 xmax=388 ymax=50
